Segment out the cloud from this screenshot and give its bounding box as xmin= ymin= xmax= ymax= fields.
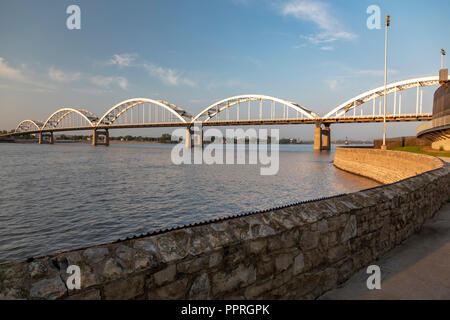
xmin=325 ymin=67 xmax=398 ymax=91
xmin=107 ymin=53 xmax=196 ymax=87
xmin=326 ymin=79 xmax=339 ymax=91
xmin=280 ymin=0 xmax=356 ymax=46
xmin=90 ymin=75 xmax=128 ymax=90
xmin=143 ymin=63 xmax=196 ymax=87
xmin=0 ymin=57 xmax=27 ymax=82
xmin=108 ymin=53 xmax=137 ymax=67
xmin=320 ymin=46 xmax=334 ymax=51
xmin=48 ymin=67 xmax=81 ymax=82
xmin=0 ymin=57 xmax=56 ymax=92
xmin=293 ymin=43 xmax=307 ymax=49
xmin=0 ymin=56 xmax=131 ymax=95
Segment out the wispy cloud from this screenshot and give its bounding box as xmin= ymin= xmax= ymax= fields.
xmin=325 ymin=66 xmax=398 ymax=91
xmin=320 ymin=46 xmax=334 ymax=51
xmin=143 ymin=63 xmax=196 ymax=87
xmin=280 ymin=0 xmax=356 ymax=46
xmin=107 ymin=53 xmax=196 ymax=87
xmin=108 ymin=53 xmax=137 ymax=67
xmin=292 ymin=43 xmax=308 ymax=49
xmin=48 ymin=67 xmax=81 ymax=83
xmin=0 ymin=57 xmax=28 ymax=82
xmin=326 ymin=79 xmax=339 ymax=91
xmin=0 ymin=56 xmax=130 ymax=95
xmin=90 ymin=75 xmax=128 ymax=90
xmin=0 ymin=57 xmax=56 ymax=92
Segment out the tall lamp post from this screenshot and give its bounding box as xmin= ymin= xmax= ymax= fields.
xmin=441 ymin=48 xmax=446 ymax=69
xmin=440 ymin=49 xmax=448 ymax=88
xmin=381 ymin=15 xmax=390 ymax=150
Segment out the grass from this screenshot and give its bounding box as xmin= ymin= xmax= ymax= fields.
xmin=391 ymin=146 xmax=450 ymax=158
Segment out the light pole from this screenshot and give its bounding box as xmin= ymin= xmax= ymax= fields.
xmin=441 ymin=48 xmax=446 ymax=69
xmin=381 ymin=15 xmax=390 ymax=150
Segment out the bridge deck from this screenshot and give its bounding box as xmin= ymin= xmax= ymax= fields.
xmin=1 ymin=114 xmax=433 ymax=137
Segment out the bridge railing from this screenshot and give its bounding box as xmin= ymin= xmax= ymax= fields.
xmin=417 ymin=114 xmax=450 ymax=137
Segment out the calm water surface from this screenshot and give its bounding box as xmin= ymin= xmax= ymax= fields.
xmin=0 ymin=143 xmax=378 ymax=262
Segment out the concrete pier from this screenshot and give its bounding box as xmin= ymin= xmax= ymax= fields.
xmin=92 ymin=129 xmax=109 ymax=147
xmin=321 ymin=124 xmax=331 ymax=150
xmin=194 ymin=127 xmax=203 ymax=147
xmin=185 ymin=127 xmax=192 ymax=148
xmin=314 ymin=123 xmax=331 ymax=151
xmin=313 ymin=123 xmax=322 ymax=150
xmin=38 ymin=132 xmax=54 ymax=144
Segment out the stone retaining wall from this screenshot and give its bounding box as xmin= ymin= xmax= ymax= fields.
xmin=1 ymin=150 xmax=449 ymax=300
xmin=334 ymin=147 xmax=444 ymax=184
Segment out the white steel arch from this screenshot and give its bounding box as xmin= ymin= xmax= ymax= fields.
xmin=191 ymin=94 xmax=318 ymax=123
xmin=323 ymin=75 xmax=449 ymax=118
xmin=15 ymin=120 xmax=44 ymax=132
xmin=96 ymin=98 xmax=192 ymax=126
xmin=41 ymin=108 xmax=99 ymax=130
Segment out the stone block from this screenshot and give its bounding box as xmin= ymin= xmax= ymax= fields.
xmin=103 ymin=274 xmax=145 ymax=300
xmin=153 ymin=264 xmax=176 ymax=286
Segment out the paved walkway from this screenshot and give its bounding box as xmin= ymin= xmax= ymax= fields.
xmin=320 ymin=202 xmax=450 ymax=300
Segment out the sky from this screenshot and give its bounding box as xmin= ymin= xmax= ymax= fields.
xmin=0 ymin=0 xmax=449 ymax=140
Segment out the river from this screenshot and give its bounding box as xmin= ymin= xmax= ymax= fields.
xmin=0 ymin=143 xmax=378 ymax=262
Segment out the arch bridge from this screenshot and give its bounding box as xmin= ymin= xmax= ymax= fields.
xmin=4 ymin=75 xmax=448 ymax=149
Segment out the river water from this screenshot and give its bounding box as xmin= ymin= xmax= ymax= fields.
xmin=0 ymin=143 xmax=378 ymax=262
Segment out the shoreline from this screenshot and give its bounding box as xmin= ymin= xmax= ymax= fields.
xmin=5 ymin=140 xmax=374 ymax=146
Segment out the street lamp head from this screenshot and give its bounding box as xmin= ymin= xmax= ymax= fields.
xmin=441 ymin=49 xmax=446 ymax=56
xmin=386 ymin=15 xmax=390 ymax=27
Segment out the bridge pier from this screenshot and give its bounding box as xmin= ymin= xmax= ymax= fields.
xmin=185 ymin=128 xmax=192 ymax=148
xmin=38 ymin=132 xmax=54 ymax=144
xmin=314 ymin=123 xmax=322 ymax=151
xmin=92 ymin=129 xmax=109 ymax=147
xmin=314 ymin=123 xmax=331 ymax=151
xmin=194 ymin=127 xmax=203 ymax=148
xmin=322 ymin=124 xmax=331 ymax=150
xmin=185 ymin=125 xmax=204 ymax=148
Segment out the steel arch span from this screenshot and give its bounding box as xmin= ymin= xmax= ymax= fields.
xmin=191 ymin=94 xmax=318 ymax=123
xmin=15 ymin=120 xmax=44 ymax=133
xmin=96 ymin=98 xmax=193 ymax=126
xmin=323 ymin=75 xmax=449 ymax=119
xmin=41 ymin=108 xmax=99 ymax=130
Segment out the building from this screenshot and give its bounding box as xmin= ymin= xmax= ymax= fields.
xmin=416 ymin=72 xmax=450 ymax=151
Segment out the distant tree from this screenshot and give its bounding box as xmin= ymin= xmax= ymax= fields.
xmin=159 ymin=133 xmax=172 ymax=142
